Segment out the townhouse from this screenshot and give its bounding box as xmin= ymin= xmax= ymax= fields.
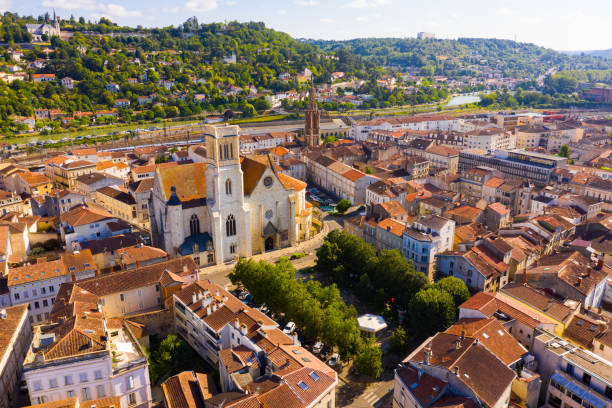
xmin=95 ymin=186 xmax=141 ymax=229
xmin=59 ymin=205 xmax=131 ymax=248
xmin=0 ymin=304 xmax=32 ymax=408
xmin=402 ymin=214 xmax=455 ymax=280
xmin=22 ymin=283 xmax=152 ymax=408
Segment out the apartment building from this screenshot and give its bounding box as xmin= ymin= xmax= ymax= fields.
xmin=306 ymin=154 xmax=378 ymax=203
xmin=48 ymin=159 xmax=97 ymax=189
xmin=7 ymin=253 xmax=97 ymax=323
xmin=172 ymin=280 xmax=338 ymax=408
xmin=533 ymin=331 xmax=612 ymax=408
xmin=22 ymin=283 xmax=152 ymax=408
xmin=0 ymin=304 xmax=32 ymax=408
xmin=459 ymin=149 xmax=568 ymax=184
xmin=402 ymin=214 xmax=455 ymax=280
xmin=60 ymin=205 xmax=131 ymax=248
xmin=95 ymin=186 xmax=140 ymax=228
xmin=465 ymin=127 xmax=516 ymax=151
xmin=0 ymin=189 xmax=25 ymax=215
xmin=9 ymin=171 xmax=53 ymax=196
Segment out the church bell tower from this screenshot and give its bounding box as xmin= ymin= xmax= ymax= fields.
xmin=304 ymin=82 xmax=320 ymax=148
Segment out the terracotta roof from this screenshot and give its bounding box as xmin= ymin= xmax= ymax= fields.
xmin=97 ymin=186 xmax=136 ymax=205
xmin=459 ymin=292 xmax=498 ymax=316
xmin=61 ymin=249 xmax=96 ymax=275
xmin=77 ymin=257 xmax=197 ymax=297
xmin=157 ymin=162 xmax=207 ymax=202
xmin=23 ymin=398 xmax=78 ymax=408
xmin=342 ymin=168 xmax=366 ymax=182
xmin=62 ymin=160 xmax=95 ymax=169
xmin=162 ymin=371 xmax=216 ymax=408
xmin=409 ymin=332 xmax=515 ymax=407
xmin=0 ymin=304 xmax=29 ymax=363
xmin=116 ymin=245 xmax=168 ymax=265
xmin=501 ymin=283 xmax=573 ymax=322
xmin=80 ymin=233 xmax=142 ymax=255
xmin=280 ymin=367 xmax=335 ymax=406
xmin=563 ymin=314 xmax=605 ymax=349
xmin=378 ymin=200 xmax=408 ymax=218
xmin=8 ymin=259 xmax=68 ymax=287
xmin=396 ymin=365 xmax=447 ymax=408
xmin=377 ymin=218 xmax=405 ymax=237
xmin=60 ymin=205 xmax=114 ymax=227
xmin=18 ymin=171 xmax=51 ymax=186
xmin=71 ymin=148 xmax=97 ymax=156
xmin=487 ymin=202 xmax=510 ymax=216
xmin=278 ymin=173 xmax=306 ymax=191
xmin=242 ymin=155 xmax=269 ymax=196
xmin=430 ymin=396 xmax=477 ymax=408
xmin=219 ymin=345 xmax=260 ymax=374
xmin=256 ymin=383 xmax=304 ymax=408
xmin=446 ymin=318 xmax=527 ymax=365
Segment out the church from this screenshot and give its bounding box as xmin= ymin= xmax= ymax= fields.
xmin=150 ymin=125 xmax=313 ymax=266
xmin=25 ymin=12 xmax=61 ymax=42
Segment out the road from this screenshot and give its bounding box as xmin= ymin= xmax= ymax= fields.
xmin=198 ymin=216 xmax=342 ymax=288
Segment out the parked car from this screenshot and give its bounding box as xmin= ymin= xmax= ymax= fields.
xmin=312 ymin=341 xmax=324 ymax=354
xmin=238 ymin=290 xmax=249 ymax=300
xmin=283 ymin=321 xmax=296 ymax=335
xmin=259 ymin=305 xmax=270 ymax=315
xmin=328 ymin=353 xmax=340 ymax=367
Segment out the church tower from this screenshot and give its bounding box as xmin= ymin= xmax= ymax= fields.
xmin=304 ymin=83 xmax=320 ymax=148
xmin=204 ymin=125 xmax=251 ymax=264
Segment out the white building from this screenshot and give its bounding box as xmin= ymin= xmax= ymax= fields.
xmin=150 ymin=125 xmax=312 ymax=265
xmin=402 ymin=214 xmax=455 ymax=280
xmin=466 ymin=127 xmax=516 ymax=152
xmin=60 ymin=205 xmax=131 ymax=248
xmin=23 ymin=283 xmax=152 ymax=408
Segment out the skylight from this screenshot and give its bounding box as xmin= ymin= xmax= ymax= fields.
xmin=497 ymin=330 xmax=504 ymax=336
xmin=482 ymin=333 xmax=489 ymax=339
xmin=297 ymin=381 xmax=309 ymax=391
xmin=292 ymin=349 xmax=302 ymax=354
xmin=309 ymin=371 xmax=319 ymax=381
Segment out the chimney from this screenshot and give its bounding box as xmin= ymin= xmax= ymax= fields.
xmin=241 ymin=324 xmax=248 ymax=336
xmin=235 ymin=318 xmax=240 ymax=330
xmin=0 ymin=309 xmax=6 ymax=319
xmin=455 ymin=339 xmax=462 ymax=350
xmin=184 ymin=264 xmax=189 ymax=274
xmin=293 ymin=333 xmax=299 ymax=345
xmin=460 ymin=329 xmax=466 ymax=341
xmin=215 ymin=289 xmax=219 ymax=296
xmin=192 ymin=293 xmax=197 ymax=304
xmin=423 ymin=349 xmax=431 ymax=365
xmin=206 ymin=305 xmax=212 ymax=315
xmin=453 ymin=366 xmax=459 ymax=376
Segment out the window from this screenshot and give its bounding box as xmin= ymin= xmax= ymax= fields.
xmin=43 ymin=299 xmax=48 ymax=307
xmin=94 ymin=370 xmax=103 ymax=380
xmin=582 ymin=373 xmax=591 ymax=386
xmin=36 ymin=397 xmax=47 ymax=404
xmin=96 ymin=385 xmax=105 ymax=398
xmin=33 ymin=381 xmax=42 ymax=391
xmin=230 ymin=244 xmax=236 ymax=254
xmin=566 ymin=363 xmax=574 ymax=376
xmin=49 ymin=286 xmax=54 ymax=293
xmin=14 ymin=293 xmax=19 ymax=300
xmin=67 ymin=390 xmax=75 ymax=398
xmin=127 ymin=375 xmax=135 ymax=390
xmin=225 ymin=179 xmax=232 ymax=195
xmin=226 ymin=214 xmax=236 ymax=236
xmin=64 ymin=375 xmax=73 ymax=386
xmin=190 ymin=214 xmax=200 ymax=236
xmin=79 ymin=373 xmax=88 ymax=383
xmin=49 ymin=378 xmax=58 ymax=388
xmin=34 ymin=301 xmax=40 ymax=309
xmin=128 ymin=392 xmax=137 ymax=406
xmin=120 ymin=294 xmax=125 ymax=302
xmin=81 ymin=387 xmax=91 ymax=401
xmin=32 ymin=288 xmax=37 ymax=296
xmin=41 ymin=287 xmax=46 ymax=294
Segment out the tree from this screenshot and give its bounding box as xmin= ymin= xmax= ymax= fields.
xmin=559 ymin=144 xmax=570 ymax=159
xmin=353 ymin=337 xmax=382 ymax=378
xmin=315 ymin=230 xmax=376 ymax=283
xmin=335 ymin=199 xmax=351 ymax=214
xmin=408 ymin=288 xmax=456 ymax=336
xmin=389 ymin=326 xmax=411 ymax=355
xmin=364 ymin=166 xmax=373 ymax=174
xmin=323 ymin=135 xmax=337 ymax=144
xmin=433 ymin=277 xmax=470 ymax=307
xmin=148 ymin=334 xmax=198 ymax=383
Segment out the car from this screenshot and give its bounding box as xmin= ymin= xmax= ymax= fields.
xmin=258 ymin=305 xmax=270 ymax=315
xmin=238 ymin=290 xmax=249 ymax=300
xmin=312 ymin=341 xmax=324 ymax=354
xmin=283 ymin=321 xmax=296 ymax=335
xmin=328 ymin=353 xmax=340 ymax=367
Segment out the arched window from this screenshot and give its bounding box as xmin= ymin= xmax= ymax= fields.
xmin=230 ymin=142 xmax=234 ymax=158
xmin=223 ymin=144 xmax=229 ymax=160
xmin=225 ymin=179 xmax=232 ymax=195
xmin=190 ymin=214 xmax=200 ymax=236
xmin=226 ymin=214 xmax=236 ymax=236
xmin=218 ymin=144 xmax=222 ymax=160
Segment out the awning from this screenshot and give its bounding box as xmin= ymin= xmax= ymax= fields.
xmin=551 ymin=372 xmax=607 ymax=408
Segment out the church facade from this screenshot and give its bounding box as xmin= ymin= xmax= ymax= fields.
xmin=150 ymin=125 xmax=312 ymax=266
xmin=25 ymin=13 xmax=61 ymax=42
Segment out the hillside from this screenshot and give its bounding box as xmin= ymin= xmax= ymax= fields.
xmin=0 ymin=15 xmax=388 ymax=135
xmin=563 ymin=49 xmax=612 ymax=59
xmin=304 ymin=37 xmax=612 ymax=79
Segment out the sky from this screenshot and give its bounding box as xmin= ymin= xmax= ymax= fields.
xmin=6 ymin=0 xmax=612 ymax=51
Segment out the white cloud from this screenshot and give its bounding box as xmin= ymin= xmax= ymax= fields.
xmin=42 ymin=0 xmax=142 ymax=17
xmin=0 ymin=0 xmax=12 ymax=12
xmin=295 ymin=0 xmax=318 ymax=6
xmin=224 ymin=0 xmax=237 ymax=5
xmin=345 ymin=0 xmax=391 ymax=8
xmin=277 ymin=9 xmax=287 ymax=14
xmin=161 ymin=7 xmax=180 ymax=13
xmin=319 ymin=17 xmax=335 ymax=23
xmin=41 ymin=0 xmax=98 ymax=10
xmin=185 ymin=0 xmax=218 ymax=12
xmin=356 ymin=16 xmax=369 ymax=22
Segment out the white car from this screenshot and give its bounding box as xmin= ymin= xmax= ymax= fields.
xmin=312 ymin=341 xmax=324 ymax=354
xmin=283 ymin=321 xmax=296 ymax=335
xmin=328 ymin=353 xmax=340 ymax=367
